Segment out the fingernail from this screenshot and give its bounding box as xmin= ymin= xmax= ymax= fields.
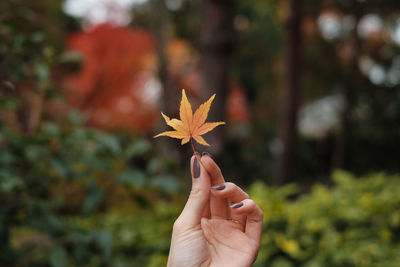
xmin=230 ymin=202 xmax=244 ymax=209
xmin=211 ymin=184 xmax=225 ymax=190
xmin=193 ymin=157 xmax=200 ymax=178
xmin=202 ymin=152 xmax=212 ymax=158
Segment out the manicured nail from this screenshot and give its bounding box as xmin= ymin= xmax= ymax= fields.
xmin=193 ymin=157 xmax=200 ymax=178
xmin=230 ymin=202 xmax=244 ymax=209
xmin=202 ymin=152 xmax=212 ymax=158
xmin=211 ymin=184 xmax=225 ymax=190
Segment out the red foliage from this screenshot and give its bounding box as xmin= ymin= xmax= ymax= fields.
xmin=63 ymin=28 xmax=250 ymax=133
xmin=63 ymin=24 xmax=158 ymax=132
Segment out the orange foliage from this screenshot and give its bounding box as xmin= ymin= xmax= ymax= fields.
xmin=63 ymin=24 xmax=158 ymax=132
xmin=155 ymin=89 xmax=225 ymax=147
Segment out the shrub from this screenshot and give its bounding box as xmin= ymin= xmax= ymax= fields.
xmin=66 ymin=171 xmax=400 ymax=267
xmin=250 ymin=171 xmax=400 ymax=267
xmin=2 ymin=114 xmax=399 ymax=267
xmin=0 ymin=112 xmax=182 ymax=266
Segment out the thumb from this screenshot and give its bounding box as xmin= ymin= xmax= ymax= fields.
xmin=176 ymin=154 xmax=210 ymax=227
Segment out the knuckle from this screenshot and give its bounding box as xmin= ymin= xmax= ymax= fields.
xmin=245 ymin=199 xmax=264 ymax=217
xmin=225 ymin=182 xmax=249 ymax=199
xmin=245 ymin=198 xmax=256 ymax=207
xmin=253 ymin=202 xmax=264 ymax=216
xmin=259 ymin=207 xmax=264 ymax=218
xmin=247 ymin=217 xmax=263 ymax=225
xmin=189 ymin=186 xmax=202 ymax=198
xmin=225 ymin=182 xmax=235 ymax=188
xmin=250 ymin=203 xmax=264 ymax=220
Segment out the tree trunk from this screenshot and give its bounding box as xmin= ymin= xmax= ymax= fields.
xmin=200 ymin=0 xmax=235 ymax=155
xmin=332 ymin=83 xmax=354 ymax=169
xmin=150 ymin=0 xmax=183 ymax=159
xmin=275 ymin=0 xmax=303 ymax=185
xmin=150 ymin=0 xmax=173 ymax=115
xmin=332 ymin=8 xmax=362 ymax=170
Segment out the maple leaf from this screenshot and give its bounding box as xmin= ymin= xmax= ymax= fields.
xmin=154 ymin=89 xmax=225 ymax=147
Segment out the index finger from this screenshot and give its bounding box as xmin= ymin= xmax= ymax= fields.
xmin=201 ymin=154 xmax=229 ymax=219
xmin=201 ymin=153 xmax=225 ymax=185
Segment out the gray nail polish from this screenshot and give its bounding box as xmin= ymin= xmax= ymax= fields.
xmin=211 ymin=184 xmax=225 ymax=190
xmin=230 ymin=202 xmax=244 ymax=209
xmin=193 ymin=157 xmax=200 ymax=178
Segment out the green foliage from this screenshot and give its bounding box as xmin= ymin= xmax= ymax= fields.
xmin=250 ymin=171 xmax=400 ymax=266
xmin=0 ymin=1 xmax=182 ymax=265
xmin=71 ymin=201 xmax=181 ymax=266
xmin=32 ymin=170 xmax=399 ymax=267
xmin=2 ymin=106 xmax=400 ymax=266
xmin=0 ymin=0 xmax=66 ymax=88
xmin=0 ymin=112 xmax=182 ymax=266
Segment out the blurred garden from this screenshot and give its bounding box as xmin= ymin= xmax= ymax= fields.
xmin=1 ymin=0 xmax=400 ymax=266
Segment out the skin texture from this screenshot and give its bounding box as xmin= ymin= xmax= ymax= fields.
xmin=167 ymin=154 xmax=263 ymax=267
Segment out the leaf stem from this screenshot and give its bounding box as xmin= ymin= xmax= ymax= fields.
xmin=190 ymin=137 xmax=204 ymax=169
xmin=190 ymin=137 xmax=197 ymax=155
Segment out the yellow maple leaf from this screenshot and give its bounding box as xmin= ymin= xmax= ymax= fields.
xmin=154 ymin=89 xmax=225 ymax=147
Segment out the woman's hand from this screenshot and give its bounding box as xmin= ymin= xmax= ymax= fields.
xmin=167 ymin=154 xmax=263 ymax=267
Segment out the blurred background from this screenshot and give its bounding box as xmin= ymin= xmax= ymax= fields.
xmin=1 ymin=0 xmax=400 ymax=266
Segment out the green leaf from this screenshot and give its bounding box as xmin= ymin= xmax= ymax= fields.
xmin=68 ymin=111 xmax=85 ymax=125
xmin=42 ymin=122 xmax=59 ymax=136
xmin=49 ymin=246 xmax=67 ymax=267
xmin=0 ymin=151 xmax=16 ymax=165
xmin=35 ymin=61 xmax=49 ymax=81
xmin=25 ymin=145 xmax=46 ymax=162
xmin=147 ymin=158 xmax=161 ymax=174
xmin=51 ymin=160 xmax=68 ymax=177
xmin=93 ymin=132 xmax=121 ymax=154
xmin=82 ymin=183 xmax=103 ymax=215
xmin=124 ymin=140 xmax=151 ymax=158
xmin=117 ymin=169 xmax=147 ymax=187
xmin=60 ymin=51 xmax=84 ymax=64
xmin=93 ymin=229 xmax=112 ymax=261
xmin=0 ymin=172 xmax=23 ymax=192
xmin=150 ymin=175 xmax=182 ymax=193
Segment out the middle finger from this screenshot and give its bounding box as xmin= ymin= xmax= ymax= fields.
xmin=201 ymin=154 xmax=229 ymax=219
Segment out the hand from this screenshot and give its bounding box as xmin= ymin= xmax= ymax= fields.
xmin=167 ymin=154 xmax=263 ymax=267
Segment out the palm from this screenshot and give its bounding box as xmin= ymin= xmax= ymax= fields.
xmin=172 ymin=220 xmax=256 ymax=267
xmin=202 ymin=219 xmax=258 ymax=267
